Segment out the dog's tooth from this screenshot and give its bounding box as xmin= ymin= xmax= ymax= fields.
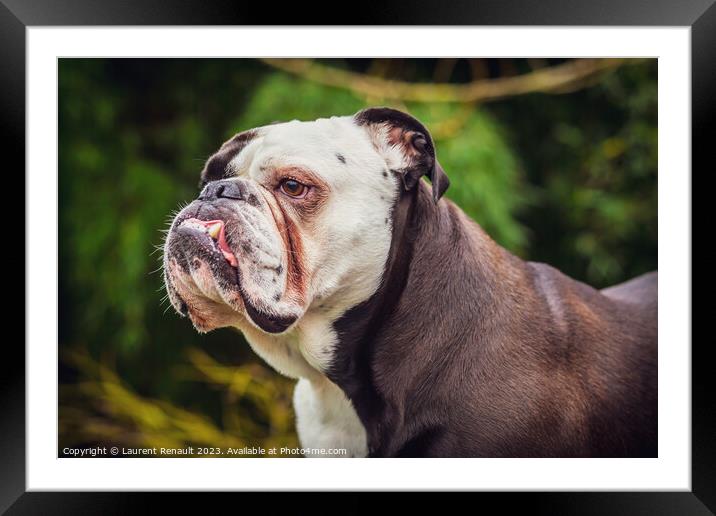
xmin=207 ymin=223 xmax=222 ymax=239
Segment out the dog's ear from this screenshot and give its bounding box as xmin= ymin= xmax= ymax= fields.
xmin=354 ymin=107 xmax=450 ymax=203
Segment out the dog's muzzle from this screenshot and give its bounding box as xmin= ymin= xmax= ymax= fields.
xmin=162 ymin=178 xmax=300 ymax=334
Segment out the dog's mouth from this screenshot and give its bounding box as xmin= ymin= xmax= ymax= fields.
xmin=180 ymin=218 xmax=238 ymax=268
xmin=172 ymin=216 xmax=241 ymax=293
xmin=166 ymin=210 xmax=298 ymax=334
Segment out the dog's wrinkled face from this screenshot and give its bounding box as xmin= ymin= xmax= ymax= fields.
xmin=163 ymin=108 xmax=447 ymax=336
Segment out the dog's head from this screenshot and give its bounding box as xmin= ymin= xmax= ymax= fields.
xmin=162 ymin=107 xmax=449 ymax=335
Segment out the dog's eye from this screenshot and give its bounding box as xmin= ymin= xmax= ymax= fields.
xmin=279 ymin=179 xmax=308 ymax=198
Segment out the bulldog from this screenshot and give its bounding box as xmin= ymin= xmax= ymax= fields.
xmin=163 ymin=107 xmax=657 ymax=457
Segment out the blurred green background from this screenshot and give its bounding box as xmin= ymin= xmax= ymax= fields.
xmin=58 ymin=58 xmax=657 ymax=456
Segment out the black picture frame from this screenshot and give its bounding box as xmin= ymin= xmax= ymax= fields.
xmin=4 ymin=1 xmax=710 ymax=513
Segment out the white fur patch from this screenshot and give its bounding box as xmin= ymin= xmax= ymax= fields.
xmin=293 ymin=377 xmax=368 ymax=457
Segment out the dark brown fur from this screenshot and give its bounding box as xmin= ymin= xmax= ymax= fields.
xmin=330 ymin=182 xmax=657 ymax=457
xmin=199 ymin=130 xmax=257 ymax=188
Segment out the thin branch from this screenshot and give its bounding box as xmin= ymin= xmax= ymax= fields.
xmin=261 ymin=58 xmax=644 ymax=104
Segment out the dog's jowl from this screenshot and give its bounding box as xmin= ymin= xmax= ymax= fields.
xmin=163 ymin=107 xmax=657 ymax=458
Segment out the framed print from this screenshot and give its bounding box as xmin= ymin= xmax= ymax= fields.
xmin=5 ymin=0 xmax=710 ymax=512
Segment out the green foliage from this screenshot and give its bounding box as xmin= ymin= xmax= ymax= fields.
xmin=490 ymin=60 xmax=657 ymax=285
xmin=58 ymin=59 xmax=657 ymax=454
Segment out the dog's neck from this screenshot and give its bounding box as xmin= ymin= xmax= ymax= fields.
xmin=326 ymin=182 xmax=527 ymax=455
xmin=324 ymin=183 xmax=420 ymax=449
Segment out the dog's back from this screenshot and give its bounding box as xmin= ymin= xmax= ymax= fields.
xmin=602 ymin=271 xmax=658 ymax=311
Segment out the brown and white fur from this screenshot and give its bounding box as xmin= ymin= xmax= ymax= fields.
xmin=163 ymin=107 xmax=657 ymax=457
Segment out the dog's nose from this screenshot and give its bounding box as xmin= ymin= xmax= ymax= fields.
xmin=199 ymin=179 xmax=245 ymax=201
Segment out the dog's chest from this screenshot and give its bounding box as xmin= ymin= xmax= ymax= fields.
xmin=241 ymin=314 xmax=368 ymax=457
